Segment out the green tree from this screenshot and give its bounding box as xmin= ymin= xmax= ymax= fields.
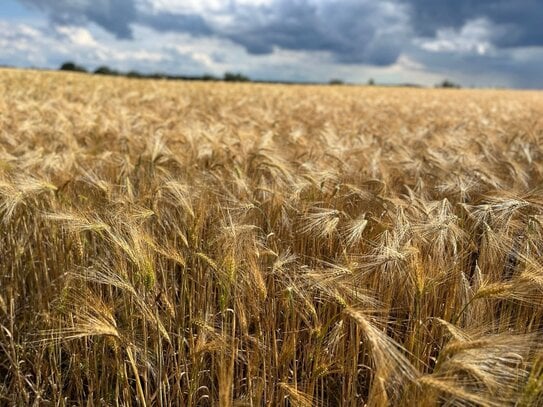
xmin=223 ymin=72 xmax=250 ymax=82
xmin=437 ymin=79 xmax=461 ymax=89
xmin=59 ymin=62 xmax=87 ymax=73
xmin=94 ymin=66 xmax=119 ymax=76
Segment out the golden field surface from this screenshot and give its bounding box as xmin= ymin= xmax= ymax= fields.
xmin=2 ymin=68 xmax=543 ymax=406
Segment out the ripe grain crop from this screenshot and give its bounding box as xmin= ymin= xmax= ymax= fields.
xmin=1 ymin=68 xmax=543 ymax=406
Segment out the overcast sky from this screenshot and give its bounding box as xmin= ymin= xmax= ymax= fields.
xmin=1 ymin=0 xmax=543 ymax=88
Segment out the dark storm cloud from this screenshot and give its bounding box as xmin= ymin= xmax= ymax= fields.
xmin=405 ymin=0 xmax=543 ymax=48
xmin=19 ymin=0 xmax=137 ymax=39
xmin=219 ymin=0 xmax=409 ymax=65
xmin=18 ymin=0 xmax=210 ymax=39
xmin=409 ymin=44 xmax=543 ymax=88
xmin=16 ymin=0 xmax=410 ymax=65
xmin=138 ymin=12 xmax=212 ymax=36
xmin=13 ymin=0 xmax=543 ymax=84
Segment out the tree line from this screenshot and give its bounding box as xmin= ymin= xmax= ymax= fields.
xmin=59 ymin=61 xmax=461 ymax=88
xmin=59 ymin=61 xmax=250 ymax=82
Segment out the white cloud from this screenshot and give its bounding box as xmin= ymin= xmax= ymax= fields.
xmin=18 ymin=24 xmax=41 ymax=38
xmin=56 ymin=26 xmax=98 ymax=47
xmin=415 ymin=18 xmax=494 ymax=55
xmin=0 ymin=20 xmax=176 ymax=71
xmin=141 ymin=0 xmax=274 ymax=15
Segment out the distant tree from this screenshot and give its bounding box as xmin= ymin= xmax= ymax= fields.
xmin=126 ymin=70 xmax=143 ymax=78
xmin=59 ymin=61 xmax=87 ymax=73
xmin=202 ymin=74 xmax=218 ymax=81
xmin=94 ymin=66 xmax=119 ymax=76
xmin=329 ymin=78 xmax=344 ymax=85
xmin=223 ymin=72 xmax=250 ymax=82
xmin=437 ymin=79 xmax=461 ymax=89
xmin=368 ymin=78 xmax=375 ymax=86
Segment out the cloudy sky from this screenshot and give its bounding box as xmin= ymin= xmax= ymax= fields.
xmin=1 ymin=0 xmax=542 ymax=88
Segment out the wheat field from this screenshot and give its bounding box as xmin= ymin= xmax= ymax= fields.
xmin=2 ymin=68 xmax=543 ymax=406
